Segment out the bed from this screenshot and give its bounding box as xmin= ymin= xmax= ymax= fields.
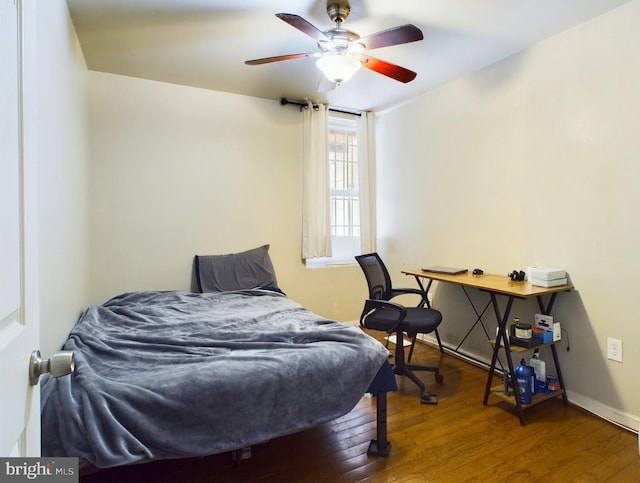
xmin=40 ymin=246 xmax=395 ymax=468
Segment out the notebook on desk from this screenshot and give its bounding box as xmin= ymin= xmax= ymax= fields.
xmin=421 ymin=266 xmax=468 ymax=275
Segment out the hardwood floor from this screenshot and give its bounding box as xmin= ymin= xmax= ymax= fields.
xmin=81 ymin=334 xmax=640 ymax=482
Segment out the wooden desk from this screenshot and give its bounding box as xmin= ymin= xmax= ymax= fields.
xmin=402 ymin=269 xmax=573 ymax=425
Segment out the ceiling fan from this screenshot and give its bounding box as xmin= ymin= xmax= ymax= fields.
xmin=245 ymin=2 xmax=423 ymax=88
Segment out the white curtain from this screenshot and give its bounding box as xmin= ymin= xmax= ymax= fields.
xmin=357 ymin=111 xmax=376 ymax=254
xmin=301 ymin=102 xmax=331 ymax=259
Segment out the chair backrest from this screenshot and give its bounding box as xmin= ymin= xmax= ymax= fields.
xmin=355 ymin=253 xmax=394 ymax=301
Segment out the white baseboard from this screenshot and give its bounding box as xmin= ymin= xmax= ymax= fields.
xmin=417 ymin=336 xmax=640 ymax=438
xmin=385 ymin=335 xmax=412 ymax=346
xmin=349 ymin=323 xmax=639 ymax=450
xmin=567 ymin=391 xmax=640 ymax=435
xmin=568 ymin=392 xmax=640 ymax=456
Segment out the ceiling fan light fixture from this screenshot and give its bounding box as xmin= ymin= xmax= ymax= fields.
xmin=246 ymin=10 xmax=423 ymax=87
xmin=316 ymin=53 xmax=361 ymax=84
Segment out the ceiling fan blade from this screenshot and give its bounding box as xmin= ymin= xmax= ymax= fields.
xmin=358 ymin=24 xmax=423 ymax=50
xmin=359 ymin=55 xmax=417 ymax=83
xmin=275 ymin=13 xmax=331 ymax=43
xmin=245 ymin=53 xmax=311 ymax=65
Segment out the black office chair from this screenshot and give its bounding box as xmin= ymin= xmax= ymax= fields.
xmin=356 ymin=253 xmax=444 ymax=405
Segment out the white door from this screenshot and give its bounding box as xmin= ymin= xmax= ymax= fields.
xmin=0 ymin=0 xmax=41 ymax=457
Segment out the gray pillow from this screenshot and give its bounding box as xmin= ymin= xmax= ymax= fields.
xmin=194 ymin=245 xmax=278 ymax=293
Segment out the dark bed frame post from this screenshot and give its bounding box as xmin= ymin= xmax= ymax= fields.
xmin=367 ymin=392 xmax=391 ymax=456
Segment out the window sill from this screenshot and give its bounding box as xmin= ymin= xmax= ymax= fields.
xmin=305 ymin=258 xmax=356 ymax=269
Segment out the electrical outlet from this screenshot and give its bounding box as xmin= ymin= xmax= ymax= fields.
xmin=607 ymin=338 xmax=623 ymax=363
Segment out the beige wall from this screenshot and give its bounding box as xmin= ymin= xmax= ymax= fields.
xmin=376 ymin=1 xmax=640 ymax=429
xmin=37 ymin=1 xmax=90 ymax=357
xmin=87 ymin=72 xmax=366 ymax=321
xmin=38 ymin=0 xmax=639 ymax=433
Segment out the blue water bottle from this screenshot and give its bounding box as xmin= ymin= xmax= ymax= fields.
xmin=515 ymin=358 xmax=534 ymax=404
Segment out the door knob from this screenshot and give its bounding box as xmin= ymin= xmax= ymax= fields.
xmin=29 ymin=350 xmax=75 ymax=386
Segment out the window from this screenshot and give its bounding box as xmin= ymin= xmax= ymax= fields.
xmin=307 ymin=113 xmax=365 ymax=267
xmin=329 ymin=117 xmax=360 ymax=238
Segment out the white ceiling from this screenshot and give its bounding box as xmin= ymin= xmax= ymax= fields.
xmin=65 ymin=0 xmax=630 ymax=112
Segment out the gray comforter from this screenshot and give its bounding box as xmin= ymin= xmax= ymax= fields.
xmin=41 ymin=290 xmax=390 ymax=468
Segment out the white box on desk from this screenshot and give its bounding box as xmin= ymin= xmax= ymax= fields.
xmin=535 ymin=314 xmax=561 ymax=342
xmin=531 ymin=277 xmax=568 ymax=288
xmin=529 ymin=268 xmax=566 ymax=281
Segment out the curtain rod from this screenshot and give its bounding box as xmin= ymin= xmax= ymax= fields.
xmin=280 ymin=98 xmax=362 ymax=117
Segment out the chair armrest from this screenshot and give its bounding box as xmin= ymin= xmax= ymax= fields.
xmin=390 ymin=287 xmax=426 ymax=307
xmin=359 ymin=299 xmax=407 ymax=335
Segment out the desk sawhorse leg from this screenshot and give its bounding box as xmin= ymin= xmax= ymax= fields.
xmin=413 ymin=276 xmax=499 ymax=368
xmin=455 ymin=286 xmax=493 ymax=353
xmin=482 ymin=292 xmax=568 ymax=426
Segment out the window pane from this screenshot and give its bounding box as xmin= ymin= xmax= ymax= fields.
xmin=328 ymin=118 xmax=359 ymax=239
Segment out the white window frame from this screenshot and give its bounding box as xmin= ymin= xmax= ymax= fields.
xmin=307 ymin=112 xmax=366 ymax=268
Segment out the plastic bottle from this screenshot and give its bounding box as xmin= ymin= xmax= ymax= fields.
xmin=515 ymin=358 xmax=534 ymax=404
xmin=510 ymin=317 xmax=520 ymax=337
xmin=503 ymin=371 xmax=510 ymax=395
xmin=529 ymin=349 xmax=546 ymax=391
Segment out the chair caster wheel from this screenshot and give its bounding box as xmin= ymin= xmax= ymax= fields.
xmin=420 ymin=392 xmax=438 ymax=405
xmin=435 ymin=373 xmax=444 ymax=384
